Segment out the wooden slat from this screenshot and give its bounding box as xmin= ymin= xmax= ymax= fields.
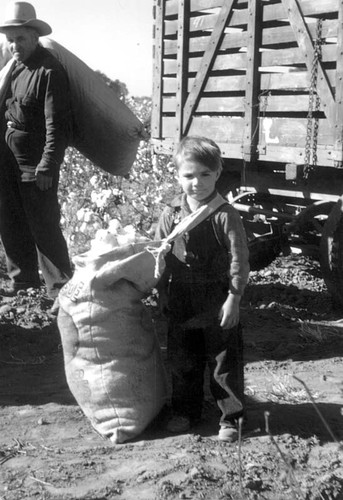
xmin=259 ymin=117 xmax=334 ymax=147
xmin=165 ymin=0 xmax=246 ymax=16
xmin=151 ymin=0 xmax=165 ymax=139
xmin=281 ymin=0 xmax=336 ymax=128
xmin=260 ymin=146 xmax=335 ymax=166
xmin=163 ymin=96 xmax=245 ymax=113
xmin=163 ymin=69 xmax=337 ymax=98
xmin=262 ymin=19 xmax=337 ymax=47
xmin=163 ymin=94 xmax=331 ymax=113
xmin=261 ymin=44 xmax=337 ymax=67
xmin=165 ymin=0 xmax=337 ymax=37
xmin=163 ymin=52 xmax=247 ymax=75
xmin=163 ymin=74 xmax=246 ymax=93
xmin=263 ymin=0 xmax=337 ymax=23
xmin=164 ymin=19 xmax=337 ymax=55
xmin=160 ymin=116 xmax=334 ymax=154
xmin=163 ymin=45 xmax=337 ymax=77
xmin=165 ymin=9 xmax=246 ymax=36
xmin=164 ymin=31 xmax=247 ymax=55
xmin=182 ymin=0 xmax=236 ymax=134
xmin=174 ymin=0 xmax=190 ymax=142
xmin=161 ymin=115 xmax=245 ymax=143
xmin=334 ymin=0 xmax=343 ymax=164
xmin=165 ymin=0 xmax=337 ymax=18
xmin=243 ymin=0 xmax=262 ymax=161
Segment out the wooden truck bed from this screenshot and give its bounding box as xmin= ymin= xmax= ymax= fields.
xmin=151 ymin=0 xmax=343 ymax=201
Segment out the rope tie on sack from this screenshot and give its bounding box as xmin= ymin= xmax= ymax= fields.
xmin=149 ymin=201 xmax=224 ymax=278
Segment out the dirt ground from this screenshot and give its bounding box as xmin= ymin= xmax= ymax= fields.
xmin=0 ymin=253 xmax=342 ymax=500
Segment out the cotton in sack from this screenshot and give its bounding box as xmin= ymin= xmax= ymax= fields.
xmin=0 ymin=38 xmax=145 ymax=176
xmin=57 ymin=237 xmax=169 ymax=444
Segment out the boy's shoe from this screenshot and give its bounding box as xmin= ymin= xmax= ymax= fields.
xmin=166 ymin=415 xmax=191 ymax=433
xmin=218 ymin=421 xmax=238 ymax=443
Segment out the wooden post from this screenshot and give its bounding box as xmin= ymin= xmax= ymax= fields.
xmin=282 ymin=0 xmax=335 ymax=127
xmin=182 ymin=0 xmax=235 ymax=135
xmin=243 ymin=0 xmax=262 ymax=162
xmin=151 ymin=0 xmax=165 ymax=140
xmin=175 ymin=0 xmax=190 ymax=144
xmin=334 ymin=0 xmax=343 ymax=166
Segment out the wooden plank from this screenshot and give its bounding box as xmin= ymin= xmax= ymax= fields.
xmin=262 ymin=19 xmax=337 ymax=47
xmin=182 ymin=0 xmax=236 ymax=134
xmin=163 ymin=70 xmax=336 ymax=94
xmin=165 ymin=0 xmax=246 ymax=16
xmin=259 ymin=117 xmax=334 ymax=148
xmin=260 ymin=70 xmax=334 ymax=91
xmin=163 ymin=96 xmax=245 ymax=113
xmin=164 ymin=18 xmax=337 ymax=55
xmin=163 ymin=52 xmax=247 ymax=75
xmin=333 ymin=0 xmax=343 ymax=164
xmin=165 ymin=0 xmax=338 ymax=37
xmin=161 ymin=115 xmax=245 ymax=143
xmin=151 ymin=0 xmax=165 ymax=139
xmin=260 ymin=146 xmax=335 ymax=167
xmin=174 ymin=0 xmax=190 ymax=142
xmin=161 ymin=116 xmax=334 ymax=147
xmin=243 ymin=0 xmax=262 ymax=161
xmin=261 ymin=44 xmax=337 ymax=67
xmin=164 ymin=31 xmax=247 ymax=55
xmin=281 ymin=0 xmax=336 ymax=127
xmin=152 ymin=137 xmax=243 ymax=159
xmin=165 ymin=0 xmax=337 ymax=18
xmin=263 ymin=0 xmax=337 ymax=23
xmin=163 ymin=74 xmax=246 ymax=93
xmin=163 ymin=45 xmax=337 ymax=76
xmin=165 ymin=9 xmax=246 ymax=36
xmin=163 ymin=94 xmax=333 ymax=113
xmin=163 ymin=69 xmax=337 ymax=96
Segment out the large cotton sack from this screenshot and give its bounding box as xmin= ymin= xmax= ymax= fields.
xmin=57 ymin=241 xmax=169 ymax=444
xmin=0 ymin=38 xmax=145 ymax=176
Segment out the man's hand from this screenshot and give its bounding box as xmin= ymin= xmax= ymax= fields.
xmin=219 ymin=293 xmax=241 ymax=330
xmin=36 ymin=172 xmax=53 ymax=191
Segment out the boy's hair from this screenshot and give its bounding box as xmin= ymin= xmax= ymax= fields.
xmin=173 ymin=136 xmax=223 ymax=172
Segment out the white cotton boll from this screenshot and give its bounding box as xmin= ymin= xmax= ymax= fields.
xmin=80 ymin=221 xmax=89 ymax=233
xmin=91 ymin=229 xmax=118 ymax=253
xmin=117 ymin=225 xmax=136 ymax=246
xmin=76 ymin=208 xmax=85 ymax=221
xmin=89 ymin=175 xmax=98 ymax=187
xmin=108 ymin=219 xmax=122 ymax=234
xmin=83 ymin=210 xmax=94 ymax=223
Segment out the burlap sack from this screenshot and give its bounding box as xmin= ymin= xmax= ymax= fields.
xmin=0 ymin=38 xmax=145 ymax=176
xmin=57 ymin=241 xmax=169 ymax=444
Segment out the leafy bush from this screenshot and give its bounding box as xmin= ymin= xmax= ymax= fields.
xmin=59 ymin=97 xmax=180 ymax=256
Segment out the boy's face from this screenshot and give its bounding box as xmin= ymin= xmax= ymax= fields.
xmin=177 ymin=159 xmax=221 ymax=202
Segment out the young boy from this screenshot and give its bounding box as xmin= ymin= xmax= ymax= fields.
xmin=155 ymin=136 xmax=250 ymax=442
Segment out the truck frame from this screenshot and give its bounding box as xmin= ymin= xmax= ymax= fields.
xmin=151 ymin=0 xmax=343 ymax=306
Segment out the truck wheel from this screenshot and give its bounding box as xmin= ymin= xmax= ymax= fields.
xmin=320 ymin=196 xmax=343 ymax=308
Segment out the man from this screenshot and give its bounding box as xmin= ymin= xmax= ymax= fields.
xmin=0 ymin=2 xmax=72 ymax=303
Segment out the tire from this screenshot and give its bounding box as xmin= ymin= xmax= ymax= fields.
xmin=320 ymin=196 xmax=343 ymax=308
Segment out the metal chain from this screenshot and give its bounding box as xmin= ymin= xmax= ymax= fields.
xmin=303 ymin=18 xmax=323 ymax=180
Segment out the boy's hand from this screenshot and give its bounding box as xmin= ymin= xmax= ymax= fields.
xmin=157 ymin=288 xmax=170 ymax=315
xmin=219 ymin=293 xmax=241 ymax=329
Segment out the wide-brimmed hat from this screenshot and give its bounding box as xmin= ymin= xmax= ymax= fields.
xmin=0 ymin=2 xmax=52 ymax=36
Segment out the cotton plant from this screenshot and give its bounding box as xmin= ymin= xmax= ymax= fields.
xmin=58 ymin=98 xmax=179 ymax=256
xmin=89 ymin=219 xmax=152 ymax=256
